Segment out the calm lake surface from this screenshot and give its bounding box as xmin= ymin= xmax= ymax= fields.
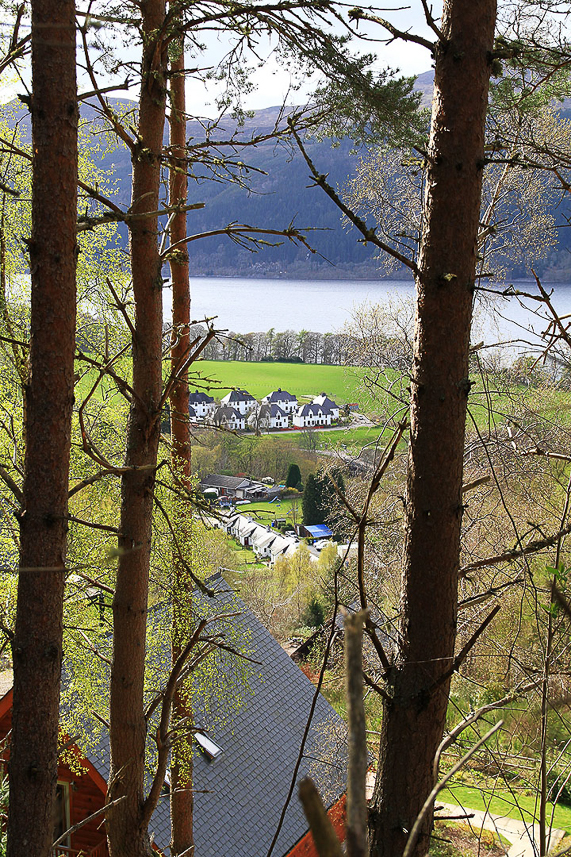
xmin=169 ymin=276 xmax=571 ymax=351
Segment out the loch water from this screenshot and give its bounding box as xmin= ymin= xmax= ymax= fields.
xmin=171 ymin=276 xmax=571 ymax=352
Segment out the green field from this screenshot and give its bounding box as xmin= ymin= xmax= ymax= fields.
xmin=191 ymin=360 xmax=370 ymax=407
xmin=318 ymin=425 xmax=387 ymax=449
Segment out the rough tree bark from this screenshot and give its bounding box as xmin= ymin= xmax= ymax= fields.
xmin=168 ymin=29 xmax=195 ymax=857
xmin=106 ymin=2 xmax=168 ymax=856
xmin=368 ymin=2 xmax=497 ymax=856
xmin=7 ymin=1 xmax=78 ymax=855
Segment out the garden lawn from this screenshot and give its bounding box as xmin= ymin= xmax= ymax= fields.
xmin=440 ymin=782 xmax=571 ymax=835
xmin=235 ymin=497 xmax=301 ymax=525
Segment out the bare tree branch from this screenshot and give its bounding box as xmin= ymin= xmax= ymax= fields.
xmin=288 ymin=120 xmax=419 ymax=274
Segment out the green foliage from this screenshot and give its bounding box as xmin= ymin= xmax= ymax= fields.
xmin=302 ymin=473 xmax=321 ymax=525
xmin=302 ymin=468 xmax=345 ymax=526
xmin=312 ymin=60 xmax=427 ymax=150
xmin=286 ymin=462 xmax=302 ymax=489
xmin=301 ymin=597 xmax=325 ymax=628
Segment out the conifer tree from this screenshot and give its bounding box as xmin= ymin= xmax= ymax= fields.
xmin=286 ymin=463 xmax=302 ymax=489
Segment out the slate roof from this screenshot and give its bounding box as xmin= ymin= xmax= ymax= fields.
xmin=264 ymin=388 xmax=297 ymax=403
xmin=297 ymin=403 xmax=330 ymax=417
xmin=78 ymin=575 xmax=347 ymax=856
xmin=259 ymin=403 xmax=288 ymax=419
xmin=223 ymin=389 xmax=255 ymax=403
xmin=190 ymin=575 xmax=346 ymax=857
xmin=201 ymin=475 xmax=250 ymax=491
xmin=189 ymin=390 xmax=215 ymax=405
xmin=312 ymin=394 xmax=338 ymax=411
xmin=213 ymin=405 xmax=244 ymax=423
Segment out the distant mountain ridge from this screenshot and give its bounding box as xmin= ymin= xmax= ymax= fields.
xmin=6 ymin=70 xmax=571 ymax=281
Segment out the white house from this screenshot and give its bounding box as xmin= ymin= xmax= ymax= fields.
xmin=267 ymin=534 xmax=291 ymax=564
xmin=233 ymin=516 xmax=260 ymax=547
xmin=312 ymin=393 xmax=339 ymax=421
xmin=189 ymin=390 xmax=216 ymax=420
xmin=248 ymin=403 xmax=289 ymax=431
xmin=221 ymin=389 xmax=257 ymax=415
xmin=292 ymin=403 xmax=332 ymax=429
xmin=251 ymin=526 xmax=280 ymax=559
xmin=212 ymin=406 xmax=246 ymax=431
xmin=262 ymin=388 xmax=298 ymax=414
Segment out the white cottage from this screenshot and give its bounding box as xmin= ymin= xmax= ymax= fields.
xmin=293 ymin=403 xmax=332 ymax=429
xmin=189 ymin=390 xmax=216 ymax=420
xmin=221 ymin=389 xmax=257 ymax=415
xmin=312 ymin=393 xmax=339 ymax=421
xmin=262 ymin=388 xmax=298 ymax=414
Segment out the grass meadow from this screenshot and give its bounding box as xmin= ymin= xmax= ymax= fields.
xmin=191 ymin=360 xmax=370 ymax=407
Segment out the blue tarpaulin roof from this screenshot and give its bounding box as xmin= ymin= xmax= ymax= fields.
xmin=305 ymin=524 xmax=333 ymax=538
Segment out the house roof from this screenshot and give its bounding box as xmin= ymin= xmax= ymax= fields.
xmin=76 ymin=574 xmax=347 ymax=856
xmin=297 ymin=403 xmax=330 ymax=417
xmin=258 ymin=403 xmax=288 ymax=419
xmin=264 ymin=389 xmax=297 ymax=403
xmin=222 ymin=389 xmax=255 ymax=403
xmin=190 ymin=574 xmax=346 ymax=857
xmin=312 ymin=394 xmax=338 ymax=410
xmin=201 ymin=475 xmax=250 ymax=491
xmin=189 ymin=390 xmax=215 ymax=405
xmin=213 ymin=406 xmax=243 ymax=422
xmin=304 ymin=525 xmax=334 ymax=539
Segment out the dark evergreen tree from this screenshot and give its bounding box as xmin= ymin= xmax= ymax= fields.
xmin=302 ymin=469 xmax=345 ymax=525
xmin=302 ymin=473 xmax=321 ymax=524
xmin=286 ymin=463 xmax=302 ymax=489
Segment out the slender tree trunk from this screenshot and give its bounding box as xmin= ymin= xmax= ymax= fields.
xmin=368 ymin=3 xmax=497 ymax=856
xmin=167 ymin=30 xmax=195 ymax=857
xmin=7 ymin=1 xmax=78 ymax=855
xmin=106 ymin=3 xmax=167 ymax=856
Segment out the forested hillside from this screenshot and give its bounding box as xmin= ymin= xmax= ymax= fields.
xmin=9 ymin=69 xmax=570 ymax=281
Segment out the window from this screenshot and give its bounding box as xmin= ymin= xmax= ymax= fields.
xmin=195 ymin=731 xmax=223 ymax=760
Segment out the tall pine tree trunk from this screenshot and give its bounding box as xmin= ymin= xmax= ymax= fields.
xmin=7 ymin=1 xmax=78 ymax=855
xmin=168 ymin=31 xmax=194 ymax=857
xmin=106 ymin=2 xmax=167 ymax=855
xmin=368 ymin=2 xmax=497 ymax=856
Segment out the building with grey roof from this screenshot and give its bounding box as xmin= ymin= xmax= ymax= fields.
xmin=221 ymin=389 xmax=257 ymax=415
xmin=262 ymin=388 xmax=298 ymax=414
xmin=189 ymin=390 xmax=216 ymax=420
xmin=25 ymin=575 xmax=348 ymax=857
xmin=212 ymin=405 xmax=246 ymax=430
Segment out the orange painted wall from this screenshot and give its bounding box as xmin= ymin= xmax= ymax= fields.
xmin=287 ymin=795 xmax=347 ymax=857
xmin=0 ymin=693 xmax=109 ymax=856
